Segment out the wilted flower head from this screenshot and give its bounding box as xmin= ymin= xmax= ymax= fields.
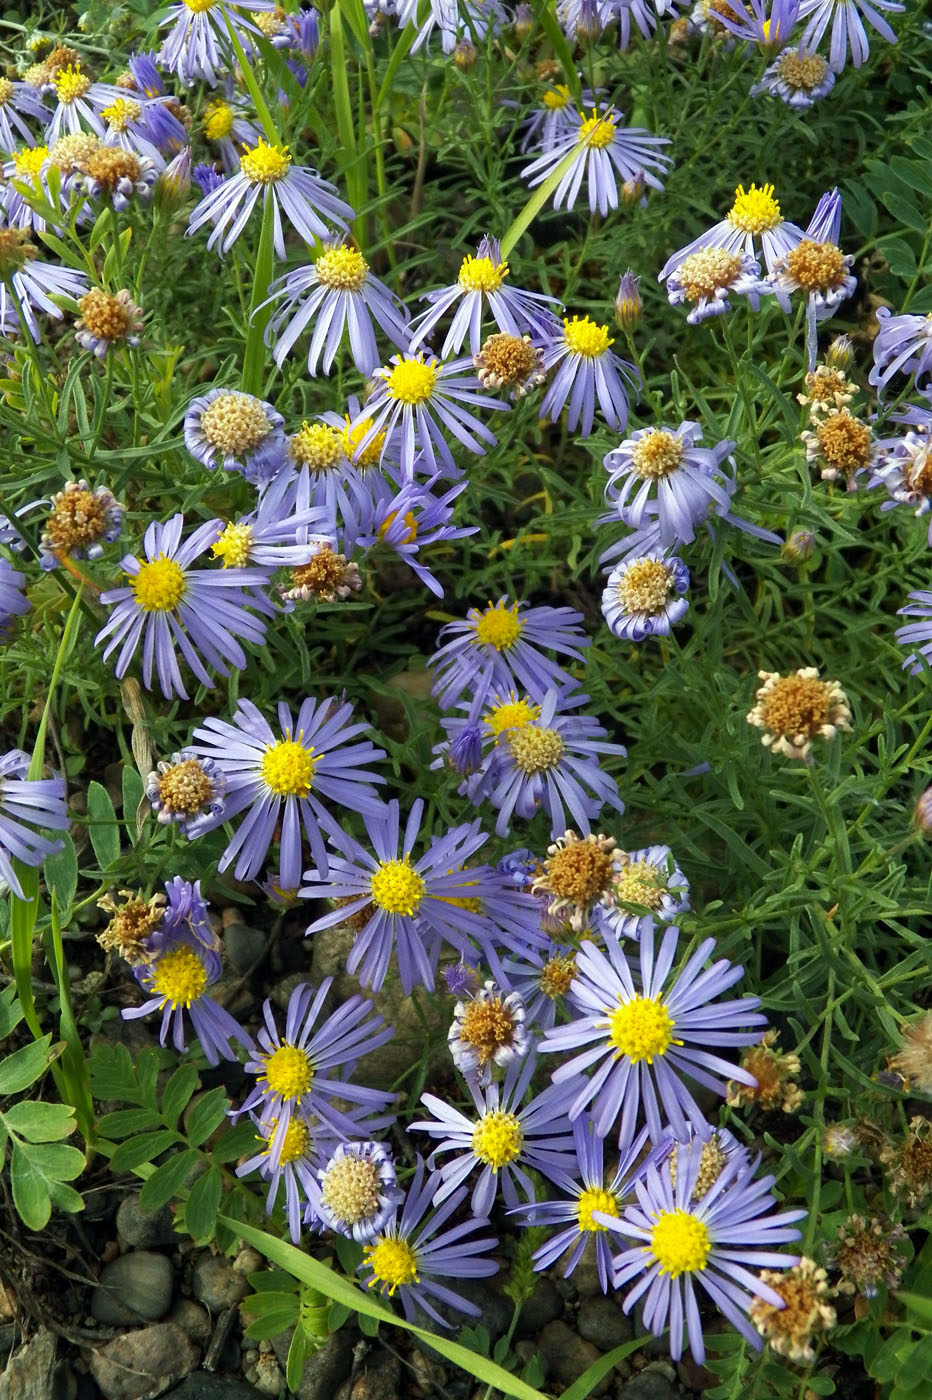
xmin=282 ymin=546 xmax=362 ymax=603
xmin=39 ymin=480 xmax=122 ymax=569
xmin=889 ymin=1011 xmax=932 ymax=1093
xmin=798 ymin=362 xmax=856 ymax=414
xmin=882 ymin=1117 xmax=932 ymax=1208
xmin=448 ymin=979 xmax=528 ymax=1087
xmin=75 ymin=288 xmax=143 ymax=358
xmin=532 ymin=830 xmax=621 ymax=932
xmin=749 ymin=1257 xmax=836 ymax=1362
xmin=829 ymin=1216 xmax=908 ymax=1297
xmin=802 ymin=407 xmax=876 ymax=487
xmin=96 ymin=888 xmax=166 ymax=964
xmin=727 ymin=1029 xmax=804 ymax=1112
xmin=473 ymin=333 xmax=546 ymax=399
xmin=746 ymin=667 xmax=852 ymax=761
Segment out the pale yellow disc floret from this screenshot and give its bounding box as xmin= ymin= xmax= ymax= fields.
xmin=617 ymin=559 xmax=675 ymax=615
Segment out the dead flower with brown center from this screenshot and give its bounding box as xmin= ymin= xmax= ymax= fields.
xmin=746 ymin=667 xmax=852 ymax=761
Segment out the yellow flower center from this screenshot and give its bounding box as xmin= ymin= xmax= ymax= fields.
xmin=151 ymin=946 xmax=208 ymax=1009
xmin=14 ymin=145 xmax=49 ymax=177
xmin=261 ymin=1043 xmax=313 ymax=1100
xmin=540 ymin=954 xmax=577 ymax=999
xmin=211 ymin=521 xmax=253 ymax=568
xmin=616 ymin=559 xmax=675 ymax=615
xmin=459 ymin=998 xmax=519 ymax=1066
xmin=473 ymin=600 xmax=524 ymax=650
xmin=199 ymin=392 xmax=272 ymax=456
xmin=542 ymin=84 xmax=571 ymax=109
xmin=776 ymin=50 xmax=829 ymax=90
xmin=631 ymin=429 xmax=684 ymax=480
xmin=385 ymin=356 xmax=438 ymax=405
xmin=614 ymin=860 xmax=666 ymax=910
xmin=728 ymin=182 xmax=782 ymax=234
xmin=321 ymin=1156 xmax=384 ymax=1223
xmin=609 ymin=996 xmax=677 ymax=1062
xmin=785 ymin=240 xmax=847 ymax=294
xmin=261 ymin=739 xmax=319 ymax=798
xmin=507 ymin=724 xmax=565 ymax=774
xmin=484 ymin=695 xmax=540 ymax=740
xmin=650 ymin=1210 xmax=711 ymax=1277
xmin=55 ymin=64 xmax=91 ymax=104
xmin=205 ymin=101 xmax=235 ymax=140
xmin=472 ymin=1110 xmax=524 ymax=1168
xmin=676 ymin=247 xmax=744 ymax=302
xmin=370 ymin=859 xmax=426 ymax=915
xmin=240 ymin=139 xmax=292 ymax=185
xmin=290 ymin=421 xmax=344 ymax=471
xmin=562 ymin=316 xmax=613 ymax=358
xmin=0 ymin=78 xmax=12 ymax=106
xmin=378 ymin=510 xmax=418 ymax=544
xmin=316 ymin=245 xmax=369 ymax=291
xmin=577 ymin=111 xmax=617 ymax=149
xmin=101 ymin=96 xmax=141 ymax=130
xmin=185 ymin=0 xmax=217 ymax=9
xmin=458 ymin=254 xmax=508 ymax=293
xmin=341 ymin=415 xmax=385 ymax=467
xmin=363 ymin=1237 xmax=419 ymax=1294
xmin=577 ymin=1187 xmax=620 ymax=1233
xmin=131 ymin=556 xmax=186 ymax=612
xmin=156 ymin=759 xmax=215 ymax=816
xmin=264 ymin=1117 xmax=311 ymax=1164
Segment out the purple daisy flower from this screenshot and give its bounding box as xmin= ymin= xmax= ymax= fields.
xmin=187 ymin=139 xmax=353 ymax=258
xmin=798 ymin=0 xmax=902 ymax=70
xmin=0 ymin=557 xmax=30 ymax=637
xmin=601 ymin=554 xmax=690 ymax=641
xmin=263 ymin=240 xmax=410 ymax=376
xmin=514 ymin=83 xmax=583 ymax=155
xmin=204 ymin=87 xmax=261 ymax=172
xmin=665 ymin=247 xmax=765 ymax=325
xmin=236 ymin=1108 xmax=322 ymax=1243
xmin=497 ymin=941 xmax=578 ymax=1032
xmin=0 ymin=749 xmax=68 ymax=899
xmin=43 ymin=65 xmax=127 ymax=142
xmin=94 ymin=514 xmax=274 ymax=701
xmin=355 ymin=474 xmax=476 ymax=597
xmin=0 ymin=78 xmax=49 ymax=149
xmin=0 ymin=237 xmax=88 ymax=343
xmin=513 ymin=1121 xmax=663 ymax=1292
xmin=207 ymin=469 xmax=330 ymax=570
xmin=751 ymin=46 xmax=836 ymax=106
xmin=895 ymin=591 xmax=932 ymax=674
xmin=188 ymin=694 xmax=386 ymax=887
xmin=427 ymin=596 xmax=589 ymax=711
xmin=539 ymin=316 xmax=639 ymax=436
xmin=357 ymin=1156 xmax=498 ymax=1328
xmin=351 ymin=352 xmax=508 ymax=480
xmin=407 ymin=234 xmax=561 ymax=358
xmin=604 ymin=422 xmax=738 ymax=548
xmin=125 ymin=52 xmax=167 ymax=99
xmin=193 ymin=161 xmax=225 ymax=196
xmin=301 ymin=798 xmax=499 ymax=994
xmin=540 ymin=925 xmax=766 ymax=1143
xmin=448 ymin=979 xmax=529 ymax=1087
xmin=183 ymin=387 xmax=287 ymax=481
xmin=99 ymin=93 xmax=187 ymax=162
xmin=158 ymin=0 xmax=274 ymax=86
xmin=412 ymin=1051 xmax=576 ymax=1215
xmin=769 ymin=195 xmax=854 ymax=368
xmin=597 ymin=845 xmax=691 ymax=941
xmin=146 ymin=751 xmax=227 ymax=837
xmin=122 ymin=927 xmax=252 ymax=1066
xmin=235 ymin=980 xmax=395 ymax=1168
xmin=477 ymin=687 xmax=626 ymax=839
xmin=659 ymin=182 xmax=807 ymax=281
xmin=710 ymin=0 xmax=802 ymax=47
xmin=521 ymin=106 xmax=672 ymax=216
xmin=869 ymin=307 xmax=932 ymax=396
xmin=869 ymin=423 xmax=932 ymax=545
xmin=305 ymin=1140 xmax=404 ymax=1243
xmin=604 ymin=1136 xmax=805 ymax=1363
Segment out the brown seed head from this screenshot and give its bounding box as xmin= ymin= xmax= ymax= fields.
xmin=785 ymin=240 xmax=847 ymax=294
xmin=0 ymin=227 xmax=37 ymax=280
xmin=474 ymin=333 xmax=545 ymax=396
xmin=459 ymin=998 xmax=520 ymax=1067
xmin=43 ymin=482 xmax=108 ymax=554
xmin=284 ymin=548 xmax=362 ymax=603
xmin=97 ymin=889 xmax=165 ymax=964
xmin=747 ymin=667 xmax=852 ymax=760
xmin=749 ymin=1258 xmax=836 ymax=1362
xmin=727 ymin=1028 xmax=803 ymax=1112
xmin=76 ymin=288 xmax=131 ymax=342
xmin=676 ymin=247 xmax=743 ymax=301
xmin=156 ymin=759 xmax=216 ymax=818
xmin=831 ymin=1215 xmax=907 ymax=1297
xmin=81 ymin=146 xmax=142 ymax=191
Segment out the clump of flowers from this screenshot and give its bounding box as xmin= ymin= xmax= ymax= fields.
xmin=746 ymin=667 xmax=852 ymax=761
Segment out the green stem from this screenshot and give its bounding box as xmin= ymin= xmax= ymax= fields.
xmin=241 ymin=195 xmax=277 ymax=396
xmin=500 ymin=144 xmax=585 ymax=261
xmin=220 ymin=2 xmax=280 ymax=145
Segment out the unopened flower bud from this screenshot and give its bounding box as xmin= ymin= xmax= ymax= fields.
xmin=826 ymin=334 xmax=854 ymax=369
xmin=614 ymin=269 xmax=642 ymax=331
xmin=622 ymin=171 xmax=645 ymax=205
xmin=782 ymin=529 xmax=816 ymax=563
xmin=155 ymin=146 xmax=190 ymax=212
xmin=574 ymin=0 xmax=602 ymax=44
xmin=914 ymin=787 xmax=932 ymax=835
xmin=514 ymin=3 xmax=533 ymax=39
xmin=453 ymin=37 xmax=477 ymax=70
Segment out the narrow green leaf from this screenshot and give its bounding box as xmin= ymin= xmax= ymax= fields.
xmin=184 ymin=1087 xmax=230 ymax=1148
xmin=110 ymin=1130 xmax=180 ymax=1172
xmin=534 ymin=1 xmax=582 ymax=103
xmin=138 ymin=1148 xmax=200 ymax=1211
xmin=161 ymin=1064 xmax=199 ymax=1131
xmin=2 ymin=1101 xmax=76 ymax=1142
xmin=86 ymin=781 xmax=120 ymax=869
xmin=0 ymin=1035 xmax=54 ymax=1095
xmin=286 ymin=1324 xmax=311 ymax=1393
xmin=558 ymin=1340 xmax=642 ymax=1400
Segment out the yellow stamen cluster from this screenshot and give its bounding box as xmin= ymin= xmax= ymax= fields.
xmin=185 ymin=0 xmax=217 ymax=11
xmin=14 ymin=145 xmax=49 ymax=178
xmin=785 ymin=239 xmax=847 ymax=294
xmin=363 ymin=1237 xmax=419 ymax=1294
xmin=576 ymin=1187 xmax=619 ymax=1233
xmin=728 ymin=182 xmax=782 ymax=234
xmin=483 ymin=694 xmax=540 ymax=740
xmin=378 ymin=509 xmax=418 ymax=543
xmin=609 ymin=996 xmax=677 ymax=1063
xmin=261 ymin=1043 xmax=313 ymax=1100
xmin=385 ymin=356 xmax=438 ymax=405
xmin=370 ymin=859 xmax=426 ymax=915
xmin=43 ymin=483 xmax=107 ymax=554
xmin=747 ymin=667 xmax=852 ymax=761
xmin=806 ymin=409 xmax=873 ymax=479
xmin=542 ymin=84 xmax=571 ymax=110
xmin=211 ymin=521 xmax=253 ymax=568
xmin=562 ymin=316 xmax=613 ymax=358
xmin=631 ymin=429 xmax=684 ymax=480
xmin=240 ymin=139 xmax=291 ymax=184
xmin=151 ymin=945 xmax=208 ymax=1008
xmin=289 ymin=421 xmax=343 ymax=471
xmin=156 ymin=759 xmax=216 ymax=818
xmin=472 ymin=1110 xmax=523 ymax=1168
xmin=776 ymin=50 xmax=829 ymax=92
xmin=131 ymin=557 xmax=186 ymax=613
xmin=650 ymin=1210 xmax=711 ymax=1277
xmin=321 ymin=1154 xmax=384 ymax=1223
xmin=507 ymin=724 xmax=565 ymax=774
xmin=577 ymin=111 xmax=617 ymax=149
xmin=101 ymin=97 xmax=141 ymax=130
xmin=539 ymin=954 xmax=577 ymax=1000
xmin=54 ymin=64 xmax=92 ymax=104
xmin=315 ymin=245 xmax=369 ymax=291
xmin=472 ymin=599 xmax=524 ymax=651
xmin=268 ymin=1117 xmax=311 ymax=1165
xmin=0 ymin=79 xmax=13 ymax=107
xmin=749 ymin=1258 xmax=836 ymax=1362
xmin=676 ymin=247 xmax=743 ymax=302
xmin=616 ymin=559 xmax=675 ymax=615
xmin=458 ymin=253 xmax=508 ymax=293
xmin=76 ymin=288 xmax=136 ymax=342
xmin=205 ymin=101 xmax=235 ymax=140
xmin=261 ymin=739 xmax=319 ymax=798
xmin=341 ymin=415 xmax=385 ymax=467
xmin=669 ymin=1136 xmax=729 ymax=1201
xmin=200 ymin=392 xmax=273 ymax=456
